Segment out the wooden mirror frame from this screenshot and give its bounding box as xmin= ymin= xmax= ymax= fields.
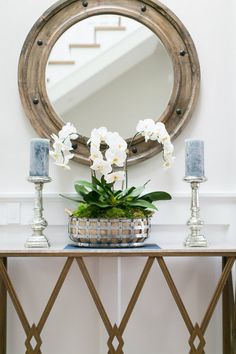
xmin=18 ymin=0 xmax=200 ymax=165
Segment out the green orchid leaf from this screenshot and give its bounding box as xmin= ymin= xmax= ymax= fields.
xmin=76 ymin=179 xmax=108 ymax=197
xmin=92 ymin=176 xmax=103 ymax=187
xmin=74 ymin=184 xmax=89 ymax=197
xmin=59 ymin=194 xmax=85 ymax=203
xmin=114 ymin=190 xmax=123 ymax=197
xmin=74 ymin=180 xmax=93 ymax=189
xmin=128 ymin=200 xmax=158 ymax=210
xmin=70 ymin=176 xmax=170 ymax=215
xmin=83 ymin=191 xmax=101 ymax=203
xmin=141 ymin=191 xmax=172 ymax=202
xmin=124 ymin=181 xmax=150 ymax=199
xmin=92 ymin=176 xmax=112 ymax=196
xmin=103 ymin=186 xmax=114 ymax=197
xmin=129 ymin=186 xmax=146 ymax=198
xmin=120 ymin=186 xmax=136 ymax=197
xmin=144 ymin=180 xmax=151 ymax=186
xmin=101 ymin=175 xmax=110 ymax=186
xmin=88 ymin=201 xmax=111 ymax=208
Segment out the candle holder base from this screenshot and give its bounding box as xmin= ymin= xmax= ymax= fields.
xmin=26 ymin=176 xmax=51 ymax=249
xmin=184 ymin=176 xmax=207 ymax=248
xmin=25 ymin=234 xmax=50 ymax=248
xmin=184 ymin=234 xmax=207 ymax=247
xmin=184 ymin=176 xmax=207 ymax=183
xmin=28 ymin=176 xmax=51 ymax=184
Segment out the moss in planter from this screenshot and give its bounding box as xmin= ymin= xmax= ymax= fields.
xmin=72 ymin=203 xmax=153 ymax=219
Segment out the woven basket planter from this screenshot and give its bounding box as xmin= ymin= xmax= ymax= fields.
xmin=68 ymin=216 xmax=151 ymax=248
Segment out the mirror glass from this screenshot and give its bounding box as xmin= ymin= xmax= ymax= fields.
xmin=46 ymin=15 xmax=174 ymax=139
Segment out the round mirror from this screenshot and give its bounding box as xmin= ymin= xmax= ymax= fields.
xmin=45 ymin=15 xmax=174 ymax=139
xmin=18 ymin=0 xmax=200 ymax=165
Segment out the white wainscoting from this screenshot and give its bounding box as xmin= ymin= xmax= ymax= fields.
xmin=0 ymin=193 xmax=235 ymax=354
xmin=1 ymin=192 xmax=236 ymax=225
xmin=0 ymin=192 xmax=235 ymax=244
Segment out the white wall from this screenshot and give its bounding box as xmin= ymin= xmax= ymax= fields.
xmin=0 ymin=0 xmax=235 ymax=195
xmin=0 ymin=0 xmax=236 ymax=353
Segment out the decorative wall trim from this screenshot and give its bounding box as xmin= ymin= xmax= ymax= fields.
xmin=0 ymin=193 xmax=235 ymax=226
xmin=1 ymin=192 xmax=236 ymax=200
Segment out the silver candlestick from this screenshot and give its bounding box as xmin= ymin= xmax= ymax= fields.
xmin=184 ymin=176 xmax=207 ymax=247
xmin=25 ymin=176 xmax=51 ymax=248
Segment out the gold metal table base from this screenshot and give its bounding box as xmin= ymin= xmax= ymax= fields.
xmin=0 ymin=251 xmax=235 ymax=354
xmin=0 ymin=258 xmax=7 ymax=354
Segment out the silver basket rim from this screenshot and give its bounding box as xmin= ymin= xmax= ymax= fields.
xmin=69 ymin=217 xmax=152 ymax=222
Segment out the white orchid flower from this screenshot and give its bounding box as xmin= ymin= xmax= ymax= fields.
xmin=136 ymin=119 xmax=156 ymax=134
xmin=158 ymin=133 xmax=171 ymax=145
xmin=105 ymin=132 xmax=127 ymax=151
xmin=88 ymin=135 xmax=100 ymax=149
xmin=89 ymin=145 xmax=103 ymax=161
xmin=136 ymin=119 xmax=170 ymax=143
xmin=105 ymin=149 xmax=127 ymax=167
xmin=154 ymin=122 xmax=166 ymax=133
xmin=51 ymin=134 xmax=64 ymax=151
xmin=162 ymin=138 xmax=174 ymax=166
xmin=51 ymin=133 xmax=61 ymax=142
xmin=163 ymin=160 xmax=172 ymax=169
xmin=163 ymin=141 xmax=174 ymax=154
xmin=136 ymin=119 xmax=153 ymax=133
xmin=52 ymin=134 xmax=73 ymax=153
xmin=105 ymin=171 xmax=125 ymax=183
xmin=63 ymin=151 xmax=74 ymax=163
xmin=163 ymin=155 xmax=175 ymax=168
xmin=91 ymin=158 xmax=112 ymax=175
xmin=51 ymin=136 xmax=65 ymax=161
xmin=50 ymin=150 xmax=74 ymax=170
xmin=88 ymin=127 xmax=108 ymax=147
xmin=96 ymin=127 xmax=108 ymax=141
xmin=59 ymin=122 xmax=78 ymax=140
xmin=62 ymin=137 xmax=73 ymax=151
xmin=136 ymin=119 xmax=156 ymax=142
xmin=136 ymin=119 xmax=174 ymax=166
xmin=49 ymin=149 xmax=61 ymax=161
xmin=146 ymin=122 xmax=165 ymax=141
xmin=163 ymin=137 xmax=175 ymax=168
xmin=50 ymin=123 xmax=79 ymax=169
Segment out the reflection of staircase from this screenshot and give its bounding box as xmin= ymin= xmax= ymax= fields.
xmin=48 ymin=60 xmax=75 ymax=65
xmin=48 ymin=25 xmax=159 ymax=115
xmin=69 ymin=43 xmax=100 ymax=49
xmin=46 ymin=16 xmax=142 ymax=87
xmin=67 ymin=24 xmax=126 ymax=51
xmin=93 ymin=24 xmax=126 ymax=42
xmin=48 ymin=17 xmax=126 ymax=68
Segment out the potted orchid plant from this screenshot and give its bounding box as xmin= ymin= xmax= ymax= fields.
xmin=50 ymin=119 xmax=174 ymax=247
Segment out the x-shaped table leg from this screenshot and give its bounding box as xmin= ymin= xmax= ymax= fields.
xmin=0 ymin=256 xmax=235 ymax=354
xmin=0 ymin=257 xmax=74 ymax=354
xmin=157 ymin=256 xmax=235 ymax=354
xmin=76 ymin=256 xmax=155 ymax=354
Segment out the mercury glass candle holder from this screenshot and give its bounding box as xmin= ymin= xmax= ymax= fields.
xmin=25 ymin=176 xmax=51 ymax=248
xmin=184 ymin=176 xmax=207 ymax=247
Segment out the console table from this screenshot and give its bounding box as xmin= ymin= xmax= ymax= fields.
xmin=0 ymin=245 xmax=235 ymax=354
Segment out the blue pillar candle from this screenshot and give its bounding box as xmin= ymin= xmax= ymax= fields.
xmin=185 ymin=139 xmax=205 ymax=177
xmin=29 ymin=139 xmax=49 ymax=177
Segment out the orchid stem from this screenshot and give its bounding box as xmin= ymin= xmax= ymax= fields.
xmin=90 ymin=169 xmax=93 ymax=182
xmin=125 ymin=158 xmax=128 ymax=189
xmin=124 ymin=133 xmax=139 ymax=189
xmin=121 ymin=171 xmax=125 ymax=190
xmin=128 ymin=132 xmax=139 ymax=150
